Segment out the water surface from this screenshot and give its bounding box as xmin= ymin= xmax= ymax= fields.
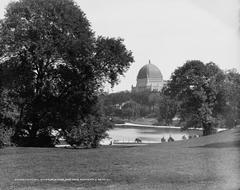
xmin=104 ymin=126 xmax=202 ymax=144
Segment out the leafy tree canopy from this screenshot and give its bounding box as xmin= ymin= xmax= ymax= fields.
xmin=221 ymin=70 xmax=240 ymax=127
xmin=0 ymin=0 xmax=134 ymax=146
xmin=157 ymin=93 xmax=177 ymax=126
xmin=165 ymin=60 xmax=225 ymax=135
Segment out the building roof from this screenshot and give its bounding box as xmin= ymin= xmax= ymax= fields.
xmin=137 ymin=61 xmax=163 ymax=80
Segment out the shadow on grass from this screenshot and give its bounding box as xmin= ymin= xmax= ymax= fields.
xmin=192 ymin=140 xmax=240 ymax=149
xmin=110 ymin=145 xmax=140 ymax=148
xmin=57 ymin=145 xmax=141 ymax=150
xmin=235 ymin=128 xmax=240 ymax=134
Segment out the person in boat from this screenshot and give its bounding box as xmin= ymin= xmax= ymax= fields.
xmin=168 ymin=136 xmax=174 ymax=142
xmin=182 ymin=135 xmax=187 ymax=140
xmin=161 ymin=137 xmax=166 ymax=143
xmin=135 ymin=138 xmax=142 ymax=143
xmin=193 ymin=134 xmax=198 ymax=138
xmin=109 ymin=140 xmax=113 ymax=145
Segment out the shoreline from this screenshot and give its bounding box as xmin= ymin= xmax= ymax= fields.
xmin=115 ymin=122 xmax=202 ymax=130
xmin=115 ymin=122 xmax=227 ymax=132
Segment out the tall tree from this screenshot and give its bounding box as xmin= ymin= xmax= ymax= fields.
xmin=0 ymin=0 xmax=133 ymax=146
xmin=121 ymin=100 xmax=141 ymax=119
xmin=222 ymin=70 xmax=240 ymax=127
xmin=157 ymin=93 xmax=177 ymax=125
xmin=165 ymin=60 xmax=225 ymax=135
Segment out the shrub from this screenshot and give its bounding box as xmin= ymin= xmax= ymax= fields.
xmin=64 ymin=115 xmax=112 ymax=148
xmin=11 ymin=129 xmax=57 ymax=147
xmin=0 ymin=124 xmax=14 ymax=148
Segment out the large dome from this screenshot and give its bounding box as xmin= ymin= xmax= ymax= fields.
xmin=137 ymin=62 xmax=163 ymax=80
xmin=132 ymin=61 xmax=164 ymax=92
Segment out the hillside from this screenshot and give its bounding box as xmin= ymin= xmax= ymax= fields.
xmin=167 ymin=126 xmax=240 ymax=148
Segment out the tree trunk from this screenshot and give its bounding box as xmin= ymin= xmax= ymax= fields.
xmin=29 ymin=126 xmax=38 ymax=138
xmin=91 ymin=136 xmax=99 ymax=148
xmin=28 ymin=125 xmax=38 ymax=146
xmin=203 ymin=123 xmax=212 ymax=136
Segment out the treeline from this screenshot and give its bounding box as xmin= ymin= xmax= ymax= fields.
xmin=102 ymin=90 xmax=161 ymax=119
xmin=102 ymin=61 xmax=240 ymax=135
xmin=102 ymin=90 xmax=177 ymax=124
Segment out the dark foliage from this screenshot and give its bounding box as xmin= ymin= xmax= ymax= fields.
xmin=157 ymin=93 xmax=178 ymax=125
xmin=64 ymin=115 xmax=112 ymax=148
xmin=0 ymin=0 xmax=133 ymax=147
xmin=165 ymin=60 xmax=226 ymax=135
xmin=102 ymin=90 xmax=161 ymax=119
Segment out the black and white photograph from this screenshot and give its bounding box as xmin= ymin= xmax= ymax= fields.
xmin=0 ymin=0 xmax=239 ymax=189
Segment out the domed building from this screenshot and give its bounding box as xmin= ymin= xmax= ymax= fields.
xmin=132 ymin=60 xmax=165 ymax=92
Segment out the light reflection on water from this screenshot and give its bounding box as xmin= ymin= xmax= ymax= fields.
xmin=106 ymin=126 xmax=202 ymax=143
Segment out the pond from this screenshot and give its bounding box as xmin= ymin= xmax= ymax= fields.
xmin=102 ymin=125 xmax=202 ymax=144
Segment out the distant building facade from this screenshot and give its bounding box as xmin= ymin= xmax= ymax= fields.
xmin=132 ymin=60 xmax=167 ymax=92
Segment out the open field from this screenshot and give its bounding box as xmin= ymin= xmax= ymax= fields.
xmin=0 ymin=128 xmax=239 ymax=190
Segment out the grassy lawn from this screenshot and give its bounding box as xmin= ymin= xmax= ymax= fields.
xmin=0 ymin=128 xmax=239 ymax=190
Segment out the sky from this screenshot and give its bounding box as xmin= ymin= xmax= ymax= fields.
xmin=0 ymin=0 xmax=240 ymax=92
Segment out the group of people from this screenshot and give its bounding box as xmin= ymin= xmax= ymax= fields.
xmin=160 ymin=136 xmax=174 ymax=143
xmin=110 ymin=134 xmax=199 ymax=145
xmin=160 ymin=134 xmax=199 ymax=143
xmin=183 ymin=134 xmax=199 ymax=140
